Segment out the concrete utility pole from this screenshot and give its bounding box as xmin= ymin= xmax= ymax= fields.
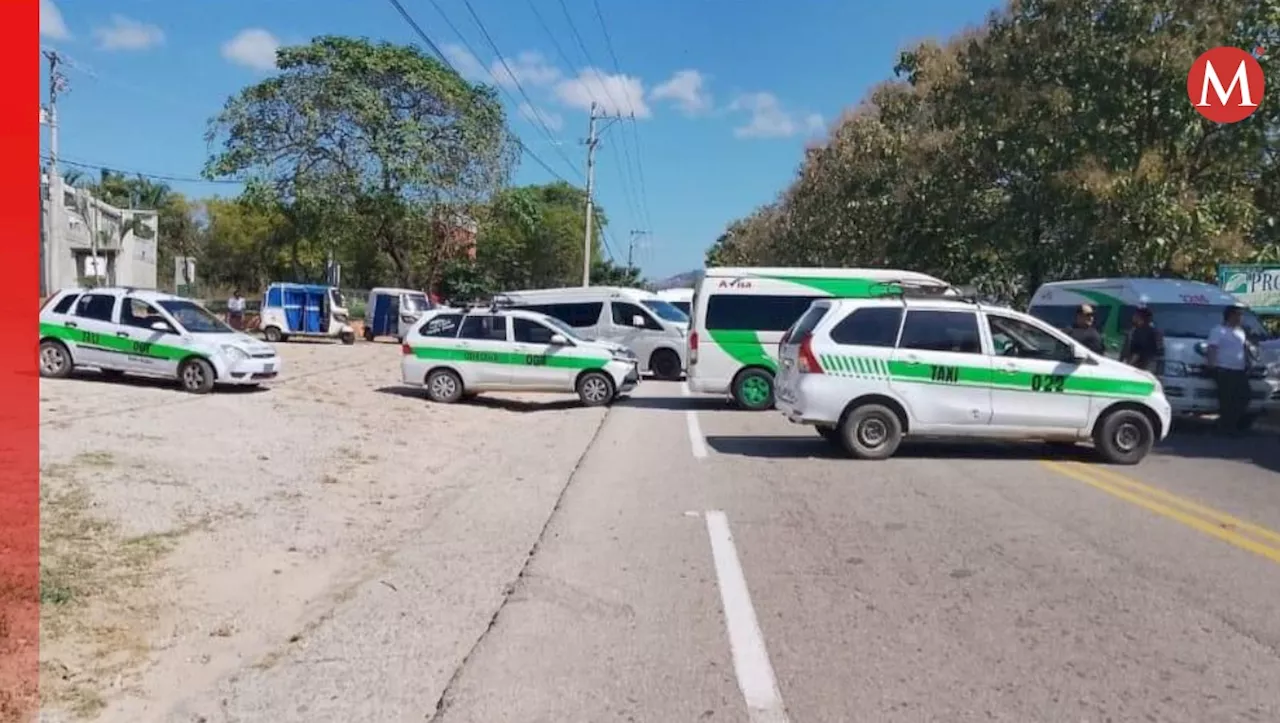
xmin=627 ymin=229 xmax=648 ymax=268
xmin=581 ymin=102 xmax=624 ymax=287
xmin=42 ymin=49 xmax=68 ymax=296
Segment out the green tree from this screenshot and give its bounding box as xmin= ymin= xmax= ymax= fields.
xmin=203 ymin=35 xmax=519 ymax=287
xmin=473 ymin=181 xmax=606 ymax=290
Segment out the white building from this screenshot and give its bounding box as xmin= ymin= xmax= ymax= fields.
xmin=41 ymin=174 xmax=158 ymax=293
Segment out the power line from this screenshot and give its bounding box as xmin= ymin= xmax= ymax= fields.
xmin=41 ymin=154 xmax=242 ymax=185
xmin=385 ymin=0 xmax=573 ymax=185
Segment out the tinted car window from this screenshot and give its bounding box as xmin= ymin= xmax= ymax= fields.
xmin=513 ymin=318 xmax=555 ymax=344
xmin=52 ymin=293 xmax=80 ymax=314
xmin=830 ymin=307 xmax=903 ymax=347
xmin=611 ymin=302 xmax=662 ymax=330
xmin=515 ymin=302 xmax=603 ymax=328
xmin=898 ymin=310 xmax=982 ymax=354
xmin=74 ymin=294 xmax=117 ymax=322
xmin=705 ymin=294 xmax=822 ymax=332
xmin=783 ymin=305 xmax=829 ymax=344
xmin=421 ymin=313 xmax=463 ymax=338
xmin=121 ymin=298 xmax=166 ymax=330
xmin=1029 ymin=304 xmax=1112 ymax=333
xmin=987 ymin=314 xmax=1071 ymax=360
xmin=458 ymin=315 xmax=508 ymax=341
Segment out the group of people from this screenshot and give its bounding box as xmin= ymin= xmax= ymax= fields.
xmin=1064 ymin=304 xmax=1257 ymax=436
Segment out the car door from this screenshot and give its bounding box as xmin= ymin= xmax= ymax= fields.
xmin=67 ymin=292 xmax=122 ymax=369
xmin=888 ymin=308 xmax=994 ymax=427
xmin=455 ymin=314 xmax=514 ymax=387
xmin=985 ymin=312 xmax=1092 ymax=429
xmin=510 ymin=317 xmax=568 ymax=389
xmin=117 ymin=296 xmax=184 ymax=378
xmin=607 ymin=300 xmax=661 ymax=363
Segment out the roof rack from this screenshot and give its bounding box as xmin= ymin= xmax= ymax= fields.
xmin=870 ymin=279 xmax=982 ymax=303
xmin=458 ymin=295 xmax=517 ymax=313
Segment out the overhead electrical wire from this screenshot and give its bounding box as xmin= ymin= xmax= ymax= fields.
xmin=41 ymin=154 xmax=242 ymax=186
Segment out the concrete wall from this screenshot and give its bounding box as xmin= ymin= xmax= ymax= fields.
xmin=41 ymin=176 xmax=158 ymax=292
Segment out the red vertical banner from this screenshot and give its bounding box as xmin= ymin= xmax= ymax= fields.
xmin=1 ymin=1 xmax=42 ymax=720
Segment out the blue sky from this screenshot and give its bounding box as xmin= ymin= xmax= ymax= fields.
xmin=39 ymin=0 xmax=998 ymax=279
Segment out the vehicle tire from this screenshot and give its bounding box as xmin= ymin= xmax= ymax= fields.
xmin=363 ymin=328 xmax=375 ymax=342
xmin=39 ymin=339 xmax=73 ymax=379
xmin=340 ymin=331 xmax=356 ymax=345
xmin=1092 ymin=408 xmax=1155 ymax=465
xmin=425 ymin=369 xmax=464 ymax=403
xmin=178 ymin=357 xmax=216 ymax=395
xmin=263 ymin=326 xmax=283 ymax=343
xmin=839 ymin=403 xmax=904 ymax=460
xmin=649 ymin=348 xmax=682 ymax=381
xmin=576 ymin=371 xmax=615 ymax=407
xmin=731 ymin=368 xmax=775 ymax=411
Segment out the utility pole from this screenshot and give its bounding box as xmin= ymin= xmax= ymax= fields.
xmin=42 ymin=50 xmax=68 ymax=296
xmin=627 ymin=229 xmax=648 ymax=268
xmin=580 ymin=102 xmax=624 ymax=287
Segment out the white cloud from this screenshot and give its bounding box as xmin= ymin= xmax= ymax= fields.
xmin=650 ymin=70 xmax=712 ymax=116
xmin=517 ymin=102 xmax=564 ymax=132
xmin=729 ymin=92 xmax=823 ymax=139
xmin=553 ymin=68 xmax=650 ymax=118
xmin=442 ymin=43 xmax=487 ymax=83
xmin=92 ymin=15 xmax=164 ymax=51
xmin=40 ymin=0 xmax=69 ymax=40
xmin=492 ymin=51 xmax=561 ymax=89
xmin=222 ymin=28 xmax=281 ymax=71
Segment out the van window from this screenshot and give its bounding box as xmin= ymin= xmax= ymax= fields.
xmin=611 ymin=302 xmax=663 ymax=330
xmin=458 ymin=315 xmax=508 ymax=341
xmin=51 ymin=293 xmax=80 ymax=314
xmin=421 ymin=313 xmax=463 ymax=337
xmin=671 ymin=301 xmax=690 ymax=315
xmin=74 ymin=294 xmax=117 ymax=322
xmin=829 ymin=307 xmax=903 ymax=347
xmin=705 ymin=294 xmax=822 ymax=331
xmin=514 ymin=302 xmax=603 ymax=328
xmin=1029 ymin=304 xmax=1112 ymax=332
xmin=898 ymin=310 xmax=982 ymax=354
xmin=1123 ymin=304 xmax=1268 ymax=341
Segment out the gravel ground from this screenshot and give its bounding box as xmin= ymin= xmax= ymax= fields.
xmin=37 ymin=340 xmax=609 ymax=722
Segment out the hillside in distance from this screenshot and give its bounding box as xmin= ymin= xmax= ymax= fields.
xmin=652 ymin=269 xmax=703 ymax=290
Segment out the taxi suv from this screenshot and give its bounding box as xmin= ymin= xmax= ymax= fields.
xmin=775 ymin=295 xmax=1173 ymax=465
xmin=401 ymin=305 xmax=640 ymax=407
xmin=40 ymin=287 xmax=282 ymax=394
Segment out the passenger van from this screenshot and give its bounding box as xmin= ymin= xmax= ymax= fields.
xmin=656 ymin=288 xmax=693 ymax=316
xmin=1028 ymin=278 xmax=1272 ymax=423
xmin=686 ymin=267 xmax=949 ymax=409
xmin=502 ymin=286 xmax=689 ymax=380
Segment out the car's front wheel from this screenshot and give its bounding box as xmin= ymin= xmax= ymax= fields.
xmin=179 ymin=358 xmax=216 ymax=394
xmin=576 ymin=371 xmax=615 ymax=407
xmin=1093 ymin=408 xmax=1155 ymax=465
xmin=39 ymin=340 xmax=73 ymax=379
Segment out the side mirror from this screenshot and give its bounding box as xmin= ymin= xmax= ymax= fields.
xmin=631 ymin=315 xmax=646 ymax=328
xmin=1070 ymin=348 xmax=1090 ymax=364
xmin=549 ymin=334 xmax=569 ymax=346
xmin=1193 ymin=341 xmax=1209 ymax=356
xmin=150 ymin=320 xmax=172 ymax=333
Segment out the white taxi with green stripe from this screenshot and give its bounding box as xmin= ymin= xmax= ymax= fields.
xmin=775 ymin=295 xmax=1172 ymax=465
xmin=400 ymin=307 xmax=640 ymax=406
xmin=687 ymin=267 xmax=949 ymax=410
xmin=39 ymin=287 xmax=281 ymax=394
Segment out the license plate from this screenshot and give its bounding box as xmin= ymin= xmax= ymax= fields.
xmin=264 ymin=364 xmax=275 ymax=373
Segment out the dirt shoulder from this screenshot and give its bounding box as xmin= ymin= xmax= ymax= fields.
xmin=38 ymin=341 xmax=608 ymax=722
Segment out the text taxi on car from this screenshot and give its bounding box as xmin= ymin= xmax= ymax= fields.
xmin=400 ymin=296 xmax=640 ymax=407
xmin=774 ymin=283 xmax=1172 ymax=465
xmin=39 ymin=286 xmax=282 ymax=394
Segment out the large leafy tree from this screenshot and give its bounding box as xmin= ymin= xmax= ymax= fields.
xmin=203 ymin=35 xmax=519 ymax=287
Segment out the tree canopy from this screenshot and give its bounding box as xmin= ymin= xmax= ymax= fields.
xmin=710 ymin=0 xmax=1280 ymax=302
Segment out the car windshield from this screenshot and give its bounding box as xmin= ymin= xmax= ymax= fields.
xmin=542 ymin=316 xmax=586 ymax=341
xmin=402 ymin=293 xmax=431 ymax=312
xmin=159 ymin=299 xmax=233 ymax=333
xmin=1142 ymin=304 xmax=1268 ymax=342
xmin=641 ymin=299 xmax=689 ymax=323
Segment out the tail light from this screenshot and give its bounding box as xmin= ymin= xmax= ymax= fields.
xmin=797 ymin=334 xmax=823 ymax=374
xmin=688 ymin=330 xmax=698 ymax=365
xmin=401 ymin=343 xmax=412 ymax=355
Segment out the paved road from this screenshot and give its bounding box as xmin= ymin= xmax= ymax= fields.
xmin=434 ymin=379 xmax=1280 ymax=723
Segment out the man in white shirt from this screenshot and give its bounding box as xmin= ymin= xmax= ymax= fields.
xmin=1206 ymin=305 xmax=1253 ymax=435
xmin=227 ymin=290 xmax=246 ymax=330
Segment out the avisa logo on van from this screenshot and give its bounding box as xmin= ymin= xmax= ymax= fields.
xmin=1187 ymin=46 xmax=1265 ymax=123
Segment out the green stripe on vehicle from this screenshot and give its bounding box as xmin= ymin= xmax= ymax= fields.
xmin=40 ymin=322 xmax=190 ymax=361
xmin=1064 ymin=288 xmax=1127 ymax=356
xmin=411 ymin=345 xmax=606 ymax=370
xmin=705 ymin=329 xmax=778 ymax=372
xmin=757 ymin=275 xmax=901 ymax=297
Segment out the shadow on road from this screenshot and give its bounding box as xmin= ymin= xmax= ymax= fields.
xmin=616 ymin=396 xmax=736 ymax=412
xmin=46 ymin=371 xmax=268 ymax=395
xmin=704 ymin=434 xmax=1099 ymax=462
xmin=1150 ymin=418 xmax=1280 ymax=474
xmin=373 ymin=386 xmax=583 ymax=413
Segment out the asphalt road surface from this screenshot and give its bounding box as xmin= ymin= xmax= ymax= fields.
xmin=432 ymin=379 xmax=1280 ymax=723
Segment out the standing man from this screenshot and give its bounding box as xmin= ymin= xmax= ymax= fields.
xmin=227 ymin=289 xmax=246 ymax=331
xmin=1065 ymin=304 xmax=1106 ymax=355
xmin=1122 ymin=307 xmax=1163 ymax=372
xmin=1206 ymin=305 xmax=1253 ymax=435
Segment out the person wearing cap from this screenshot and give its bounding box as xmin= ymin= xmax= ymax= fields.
xmin=1065 ymin=304 xmax=1105 ymax=355
xmin=1206 ymin=305 xmax=1254 ymax=435
xmin=1121 ymin=307 xmax=1163 ymax=372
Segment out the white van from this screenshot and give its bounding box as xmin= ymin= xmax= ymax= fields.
xmin=656 ymin=287 xmax=693 ymax=316
xmin=502 ymin=286 xmax=689 ymax=380
xmin=686 ymin=267 xmax=949 ymax=409
xmin=1028 ymin=278 xmax=1272 ymax=423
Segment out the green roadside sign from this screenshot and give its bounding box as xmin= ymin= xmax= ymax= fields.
xmin=1218 ymin=264 xmax=1280 ymax=314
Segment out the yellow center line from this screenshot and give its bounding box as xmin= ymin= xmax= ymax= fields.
xmin=1040 ymin=461 xmax=1280 ymax=566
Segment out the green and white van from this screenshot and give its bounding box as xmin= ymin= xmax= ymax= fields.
xmin=686 ymin=267 xmax=949 ymax=409
xmin=1028 ymin=278 xmax=1272 ymax=421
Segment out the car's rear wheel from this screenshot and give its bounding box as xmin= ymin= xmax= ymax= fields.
xmin=577 ymin=371 xmax=615 ymax=407
xmin=839 ymin=404 xmax=904 ymax=460
xmin=731 ymin=368 xmax=775 ymax=411
xmin=1093 ymin=408 xmax=1155 ymax=465
xmin=39 ymin=340 xmax=73 ymax=378
xmin=425 ymin=369 xmax=464 ymax=403
xmin=179 ymin=358 xmax=216 ymax=395
xmin=649 ymin=348 xmax=682 ymax=381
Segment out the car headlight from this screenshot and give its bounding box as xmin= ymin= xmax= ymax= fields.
xmin=220 ymin=345 xmax=249 ymax=361
xmin=1267 ymin=362 xmax=1280 ymax=379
